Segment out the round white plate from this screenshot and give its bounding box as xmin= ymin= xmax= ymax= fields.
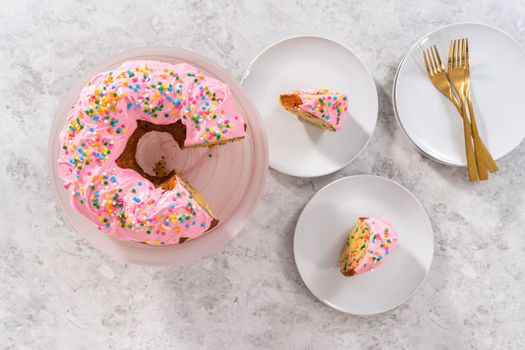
xmin=394 ymin=22 xmax=525 ymax=166
xmin=294 ymin=175 xmax=434 ymax=315
xmin=241 ymin=36 xmax=378 ymax=177
xmin=49 ymin=47 xmax=268 ymax=266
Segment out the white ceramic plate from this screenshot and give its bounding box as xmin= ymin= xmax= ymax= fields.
xmin=294 ymin=175 xmax=434 ymax=315
xmin=394 ymin=23 xmax=525 ymax=166
xmin=49 ymin=47 xmax=268 ymax=266
xmin=241 ymin=36 xmax=378 ymax=177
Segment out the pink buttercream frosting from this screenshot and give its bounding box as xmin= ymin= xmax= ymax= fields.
xmin=58 ymin=60 xmax=247 ymax=245
xmin=354 ymin=217 xmax=398 ymax=275
xmin=295 ymin=89 xmax=348 ymax=130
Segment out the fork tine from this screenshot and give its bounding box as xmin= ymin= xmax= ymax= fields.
xmin=458 ymin=39 xmax=462 ymax=68
xmin=456 ymin=39 xmax=461 ymax=69
xmin=423 ymin=49 xmax=432 ymax=76
xmin=430 ymin=46 xmax=439 ymax=73
xmin=465 ymin=38 xmax=470 ymax=69
xmin=457 ymin=39 xmax=461 ymax=69
xmin=432 ymin=45 xmax=444 ymax=71
xmin=448 ymin=41 xmax=454 ymax=70
xmin=458 ymin=39 xmax=465 ymax=68
xmin=429 ymin=47 xmax=439 ymax=74
xmin=462 ymin=38 xmax=467 ymax=68
xmin=457 ymin=39 xmax=461 ymax=68
xmin=452 ymin=39 xmax=458 ymax=69
xmin=426 ymin=48 xmax=436 ymax=75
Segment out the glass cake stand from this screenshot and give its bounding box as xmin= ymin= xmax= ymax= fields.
xmin=48 ymin=47 xmax=268 ymax=266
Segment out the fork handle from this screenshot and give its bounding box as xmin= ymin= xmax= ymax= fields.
xmin=460 ymin=99 xmax=479 ymax=181
xmin=466 ymin=95 xmax=498 ymax=175
xmin=467 ymin=98 xmax=488 ymax=181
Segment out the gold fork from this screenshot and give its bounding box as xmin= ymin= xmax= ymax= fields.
xmin=448 ymin=39 xmax=497 ymax=180
xmin=423 ymin=45 xmax=478 ymax=181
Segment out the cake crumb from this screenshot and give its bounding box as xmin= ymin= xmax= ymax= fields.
xmin=154 ymin=158 xmax=168 ymax=177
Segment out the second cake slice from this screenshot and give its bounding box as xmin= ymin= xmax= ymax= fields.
xmin=279 ymin=89 xmax=348 ymax=131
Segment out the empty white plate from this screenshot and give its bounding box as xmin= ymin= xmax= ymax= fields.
xmin=294 ymin=175 xmax=434 ymax=315
xmin=242 ymin=36 xmax=378 ymax=177
xmin=394 ymin=23 xmax=525 ymax=166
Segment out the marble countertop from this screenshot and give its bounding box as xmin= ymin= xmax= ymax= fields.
xmin=1 ymin=1 xmax=524 ymax=349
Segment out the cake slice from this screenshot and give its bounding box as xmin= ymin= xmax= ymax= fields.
xmin=339 ymin=217 xmax=398 ymax=276
xmin=159 ymin=173 xmax=219 ymax=243
xmin=279 ymin=89 xmax=348 ymax=131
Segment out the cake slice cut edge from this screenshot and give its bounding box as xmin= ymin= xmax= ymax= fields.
xmin=339 ymin=216 xmax=399 ymax=277
xmin=159 ymin=174 xmax=219 ymax=236
xmin=339 ymin=217 xmax=370 ymax=276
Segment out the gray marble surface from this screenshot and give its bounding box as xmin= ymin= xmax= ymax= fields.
xmin=1 ymin=1 xmax=525 ymax=349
